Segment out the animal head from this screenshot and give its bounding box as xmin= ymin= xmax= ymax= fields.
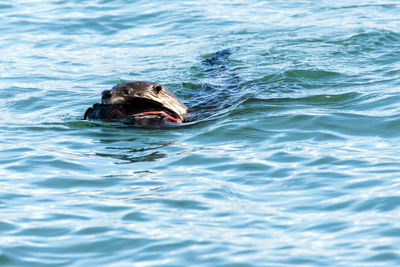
xmin=101 ymin=81 xmax=187 ymax=120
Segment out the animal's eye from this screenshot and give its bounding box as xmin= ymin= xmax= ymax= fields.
xmin=153 ymin=85 xmax=162 ymax=94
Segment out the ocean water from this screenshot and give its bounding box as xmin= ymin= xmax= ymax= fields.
xmin=1 ymin=0 xmax=400 ymax=266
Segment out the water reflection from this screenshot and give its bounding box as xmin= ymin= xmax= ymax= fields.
xmin=96 ymin=142 xmax=171 ymax=164
xmin=96 ymin=151 xmax=166 ymax=164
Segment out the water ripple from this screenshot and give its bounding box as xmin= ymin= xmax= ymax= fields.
xmin=1 ymin=0 xmax=400 ymax=266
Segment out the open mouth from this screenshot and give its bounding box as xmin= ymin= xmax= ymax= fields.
xmin=121 ymin=98 xmax=183 ymax=123
xmin=89 ymin=83 xmax=188 ymax=123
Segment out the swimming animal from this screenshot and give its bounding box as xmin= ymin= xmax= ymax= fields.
xmin=84 ymin=48 xmax=238 ymax=124
xmin=84 ymin=81 xmax=187 ymax=124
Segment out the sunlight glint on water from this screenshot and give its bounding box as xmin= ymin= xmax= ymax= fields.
xmin=1 ymin=0 xmax=400 ymax=266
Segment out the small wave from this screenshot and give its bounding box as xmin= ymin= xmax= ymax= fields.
xmin=332 ymin=30 xmax=400 ymax=54
xmin=0 ymin=3 xmax=12 ymax=9
xmin=34 ymin=177 xmax=120 ymax=189
xmin=354 ymin=196 xmax=400 ymax=212
xmin=239 ymin=92 xmax=362 ymax=106
xmin=284 ymin=69 xmax=342 ymax=80
xmin=365 ymin=252 xmax=400 ymax=263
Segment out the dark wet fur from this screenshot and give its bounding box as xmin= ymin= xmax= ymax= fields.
xmin=84 ymin=98 xmax=175 ymax=120
xmin=184 ymin=48 xmax=243 ymax=120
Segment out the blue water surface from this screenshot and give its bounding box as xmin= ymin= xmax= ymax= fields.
xmin=1 ymin=0 xmax=400 ymax=266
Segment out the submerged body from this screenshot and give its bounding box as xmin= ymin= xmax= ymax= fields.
xmin=84 ymin=49 xmax=235 ymax=125
xmin=84 ymin=81 xmax=187 ymax=124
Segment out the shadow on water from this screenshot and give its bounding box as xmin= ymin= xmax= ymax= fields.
xmin=95 ymin=143 xmax=170 ymax=164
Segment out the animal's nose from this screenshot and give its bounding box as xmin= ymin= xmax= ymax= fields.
xmin=102 ymin=90 xmax=112 ymax=99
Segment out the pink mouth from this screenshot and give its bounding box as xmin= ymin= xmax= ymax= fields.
xmin=133 ymin=111 xmax=183 ymax=123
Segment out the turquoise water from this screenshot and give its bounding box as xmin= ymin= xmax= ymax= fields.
xmin=1 ymin=0 xmax=400 ymax=266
